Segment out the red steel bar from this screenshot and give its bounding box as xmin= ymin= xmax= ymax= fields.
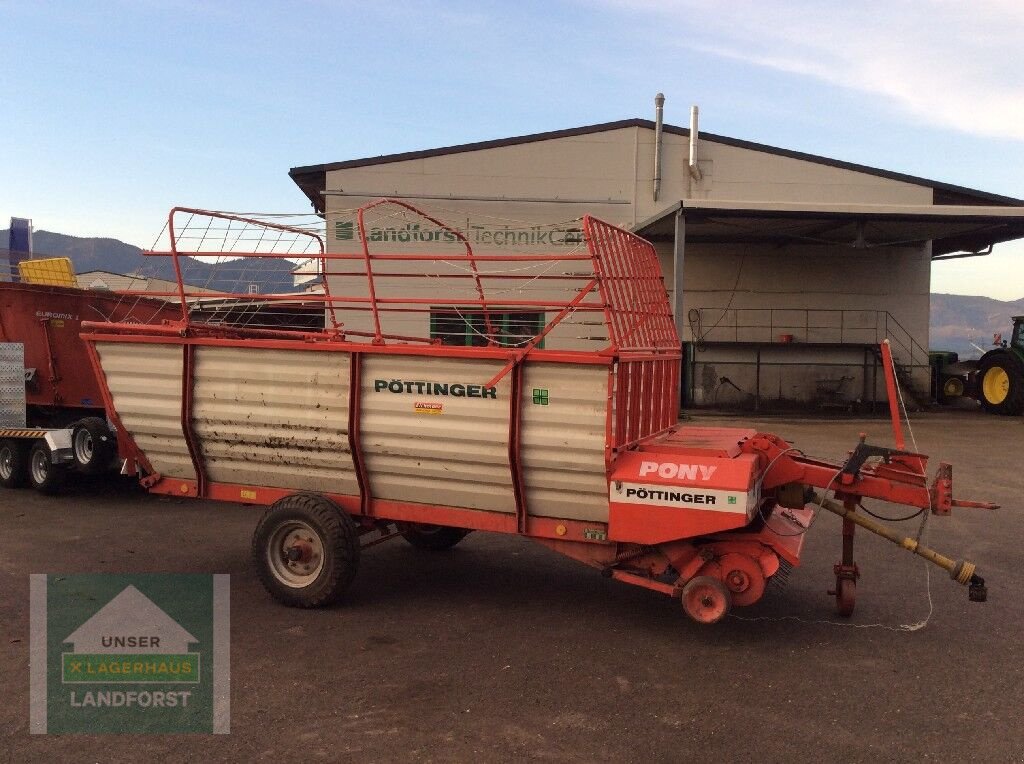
xmin=879 ymin=339 xmax=907 ymax=451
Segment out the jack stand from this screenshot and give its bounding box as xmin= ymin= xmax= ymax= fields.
xmin=828 ymin=501 xmax=859 ymax=616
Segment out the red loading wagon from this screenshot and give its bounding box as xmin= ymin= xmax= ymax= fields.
xmin=80 ymin=201 xmax=995 ymax=623
xmin=0 ymin=282 xmax=180 ymax=492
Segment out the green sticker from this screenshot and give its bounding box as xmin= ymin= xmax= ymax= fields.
xmin=532 ymin=388 xmax=549 ymax=405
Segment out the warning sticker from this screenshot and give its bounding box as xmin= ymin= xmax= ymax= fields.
xmin=414 ymin=402 xmax=443 ymax=415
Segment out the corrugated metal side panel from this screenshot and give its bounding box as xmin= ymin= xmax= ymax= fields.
xmin=192 ymin=347 xmax=356 ymax=495
xmin=95 ymin=342 xmax=195 ymax=480
xmin=360 ymin=356 xmax=515 ymax=513
xmin=521 ymin=363 xmax=608 ymax=521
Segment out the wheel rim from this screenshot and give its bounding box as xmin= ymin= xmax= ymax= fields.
xmin=31 ymin=448 xmax=49 ymax=485
xmin=0 ymin=446 xmax=13 ymax=480
xmin=982 ymin=366 xmax=1010 ymax=405
xmin=719 ymin=553 xmax=766 ymax=607
xmin=836 ymin=577 xmax=856 ymax=617
xmin=681 ymin=577 xmax=730 ymax=624
xmin=943 ymin=378 xmax=964 ymax=398
xmin=266 ymin=520 xmax=325 ymax=588
xmin=73 ymin=428 xmax=94 ymax=465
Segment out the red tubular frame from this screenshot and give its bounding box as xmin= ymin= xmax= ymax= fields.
xmin=879 ymin=339 xmax=907 ymax=450
xmin=356 ymin=198 xmax=495 ymax=344
xmin=180 ymin=343 xmax=207 ymax=495
xmin=127 ymin=202 xmax=684 ymax=457
xmin=80 ymin=199 xmax=679 ymax=541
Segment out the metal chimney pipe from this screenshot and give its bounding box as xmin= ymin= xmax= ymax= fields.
xmin=689 ymin=105 xmax=703 ymax=181
xmin=653 ymin=93 xmax=665 ymax=201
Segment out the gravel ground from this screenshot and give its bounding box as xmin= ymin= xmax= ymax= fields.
xmin=2 ymin=410 xmax=1022 ymax=763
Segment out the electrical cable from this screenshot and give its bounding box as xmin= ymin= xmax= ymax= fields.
xmin=856 ymin=502 xmax=925 ymax=523
xmin=691 ymin=253 xmax=746 ymax=344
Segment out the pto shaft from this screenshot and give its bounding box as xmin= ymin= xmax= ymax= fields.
xmin=808 ymin=491 xmax=987 ymax=602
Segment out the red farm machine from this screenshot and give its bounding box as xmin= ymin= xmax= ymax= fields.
xmin=0 ymin=278 xmax=179 ymax=493
xmin=77 ymin=201 xmax=997 ymax=623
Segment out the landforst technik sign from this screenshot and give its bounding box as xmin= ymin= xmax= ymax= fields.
xmin=333 ymin=219 xmax=584 ymax=247
xmin=30 ymin=574 xmax=230 ymax=734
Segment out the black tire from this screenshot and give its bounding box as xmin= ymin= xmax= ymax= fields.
xmin=29 ymin=440 xmax=65 ymax=495
xmin=71 ymin=417 xmax=115 ymax=475
xmin=977 ymin=352 xmax=1024 ymax=415
xmin=398 ymin=523 xmax=470 ymax=551
xmin=252 ymin=493 xmax=360 ymax=608
xmin=0 ymin=439 xmax=30 ymax=489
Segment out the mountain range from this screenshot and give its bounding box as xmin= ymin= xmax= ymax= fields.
xmin=930 ymin=293 xmax=1024 ymax=358
xmin=1 ymin=228 xmax=299 ymax=293
xmin=2 ymin=229 xmax=1021 ymax=358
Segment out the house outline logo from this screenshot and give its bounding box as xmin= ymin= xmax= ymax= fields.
xmin=61 ymin=585 xmax=201 ymax=685
xmin=64 ymin=585 xmax=198 ymax=654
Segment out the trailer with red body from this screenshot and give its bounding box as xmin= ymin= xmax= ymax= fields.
xmin=0 ymin=282 xmax=179 ymax=492
xmin=79 ymin=201 xmax=996 ymax=623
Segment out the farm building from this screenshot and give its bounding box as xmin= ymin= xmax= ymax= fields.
xmin=288 ymin=105 xmax=1024 ymax=409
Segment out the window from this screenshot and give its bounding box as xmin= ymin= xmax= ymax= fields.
xmin=429 ymin=310 xmax=545 ymax=348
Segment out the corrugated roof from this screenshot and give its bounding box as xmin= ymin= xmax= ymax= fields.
xmin=288 ymin=118 xmax=1024 ymax=212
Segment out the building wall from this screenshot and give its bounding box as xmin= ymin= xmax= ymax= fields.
xmin=655 ymin=241 xmax=931 ymax=348
xmin=638 ymin=131 xmax=932 ymax=223
xmin=320 ymin=125 xmax=936 ymax=401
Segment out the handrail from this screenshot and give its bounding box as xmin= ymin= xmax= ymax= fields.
xmin=690 ymin=307 xmax=928 ymax=367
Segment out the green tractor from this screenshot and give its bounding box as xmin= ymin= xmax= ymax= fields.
xmin=976 ymin=316 xmax=1024 ymax=415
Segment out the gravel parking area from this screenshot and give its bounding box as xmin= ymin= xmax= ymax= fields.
xmin=2 ymin=410 xmax=1022 ymax=762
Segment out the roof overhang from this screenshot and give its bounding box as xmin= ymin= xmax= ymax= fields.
xmin=634 ymin=200 xmax=1024 ymax=257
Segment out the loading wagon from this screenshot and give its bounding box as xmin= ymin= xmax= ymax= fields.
xmin=79 ymin=201 xmax=996 ymax=623
xmin=0 ymin=282 xmax=180 ymax=493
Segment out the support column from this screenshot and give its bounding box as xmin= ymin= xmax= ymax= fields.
xmin=673 ymin=209 xmax=687 ymax=409
xmin=672 ymin=209 xmax=686 ymax=338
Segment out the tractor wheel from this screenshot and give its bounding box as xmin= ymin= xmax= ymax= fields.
xmin=942 ymin=377 xmax=965 ymax=399
xmin=680 ymin=576 xmax=731 ymax=624
xmin=978 ymin=353 xmax=1024 ymax=415
xmin=252 ymin=493 xmax=360 ymax=608
xmin=398 ymin=523 xmax=470 ymax=551
xmin=71 ymin=417 xmax=116 ymax=475
xmin=0 ymin=439 xmax=30 ymax=489
xmin=29 ymin=441 xmax=65 ymax=495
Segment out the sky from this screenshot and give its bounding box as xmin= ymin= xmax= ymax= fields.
xmin=2 ymin=0 xmax=1023 ymax=300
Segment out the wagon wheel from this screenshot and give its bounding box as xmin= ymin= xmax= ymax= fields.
xmin=252 ymin=493 xmax=360 ymax=608
xmin=71 ymin=417 xmax=115 ymax=475
xmin=834 ymin=577 xmax=856 ymax=617
xmin=0 ymin=439 xmax=30 ymax=489
xmin=29 ymin=441 xmax=65 ymax=495
xmin=680 ymin=576 xmax=731 ymax=624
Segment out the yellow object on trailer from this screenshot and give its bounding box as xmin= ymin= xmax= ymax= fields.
xmin=18 ymin=257 xmax=77 ymax=287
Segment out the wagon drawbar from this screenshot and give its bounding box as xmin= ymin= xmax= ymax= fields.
xmin=80 ymin=200 xmax=996 ymax=623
